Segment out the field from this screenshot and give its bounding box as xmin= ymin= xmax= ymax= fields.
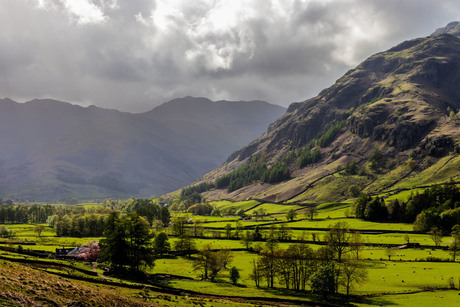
xmin=1 ymin=197 xmax=460 ymax=306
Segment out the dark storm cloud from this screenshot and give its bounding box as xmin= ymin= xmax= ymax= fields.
xmin=0 ymin=0 xmax=459 ymax=112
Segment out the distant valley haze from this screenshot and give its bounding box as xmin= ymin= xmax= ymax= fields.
xmin=0 ymin=96 xmax=285 ymax=201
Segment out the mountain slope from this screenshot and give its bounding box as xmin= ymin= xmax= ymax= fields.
xmin=195 ymin=28 xmax=460 ymax=203
xmin=0 ymin=97 xmax=285 ymax=201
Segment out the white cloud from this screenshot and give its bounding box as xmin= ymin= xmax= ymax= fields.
xmin=1 ymin=0 xmax=460 ymax=112
xmin=36 ymin=0 xmax=108 ymax=24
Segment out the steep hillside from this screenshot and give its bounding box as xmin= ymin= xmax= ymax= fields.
xmin=0 ymin=97 xmax=285 ymax=201
xmin=193 ymin=29 xmax=460 ymax=203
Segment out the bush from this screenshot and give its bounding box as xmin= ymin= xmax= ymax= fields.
xmin=230 ymin=266 xmax=240 ymax=285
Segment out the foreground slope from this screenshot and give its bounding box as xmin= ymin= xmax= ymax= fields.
xmin=196 ymin=30 xmax=460 ymax=203
xmin=0 ymin=97 xmax=285 ymax=201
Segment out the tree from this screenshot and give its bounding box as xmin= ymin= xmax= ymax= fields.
xmin=234 ymin=221 xmax=243 ymax=239
xmin=259 ymin=247 xmax=277 ymax=288
xmin=428 ymin=226 xmax=442 ymax=247
xmin=404 ymin=233 xmax=410 ymax=244
xmin=124 ymin=213 xmax=155 ymax=272
xmin=364 ymin=197 xmax=387 ymax=221
xmin=0 ymin=225 xmax=13 ymax=238
xmin=349 ymin=231 xmax=364 ymax=260
xmin=369 ymin=148 xmax=385 ymax=172
xmin=284 ymin=243 xmax=315 ymax=291
xmin=192 ymin=219 xmax=204 ymax=237
xmin=286 ymin=208 xmax=297 ymax=221
xmin=250 ymin=259 xmax=263 ymax=287
xmin=325 ymin=222 xmax=349 ymax=262
xmin=154 ymin=232 xmax=170 ymax=257
xmin=229 ymin=266 xmax=240 ymax=285
xmin=99 ymin=212 xmax=129 ymax=272
xmin=193 ymin=243 xmax=212 ymax=280
xmin=277 ymin=224 xmax=292 ymax=242
xmin=99 ymin=212 xmax=155 ymax=273
xmin=385 ymin=247 xmax=395 ymax=261
xmin=413 ymin=210 xmax=440 ymax=232
xmin=172 ymin=216 xmax=188 ymax=237
xmin=252 ymin=225 xmax=263 ymax=241
xmin=159 ymin=206 xmax=171 ymax=227
xmin=348 ymin=185 xmax=361 ymax=197
xmin=225 ymin=223 xmax=233 ymax=239
xmin=339 ymin=256 xmax=367 ymax=296
xmin=34 ymin=224 xmax=45 ymax=237
xmin=173 ymin=235 xmax=196 ymax=258
xmin=305 ymin=207 xmax=318 ymax=220
xmin=310 ymin=264 xmax=336 ymax=296
xmin=208 ymin=249 xmax=233 ymax=281
xmin=450 ymin=224 xmax=460 ymax=261
xmin=354 ymin=194 xmax=371 ymax=219
xmin=78 ymin=241 xmax=100 ymax=262
xmin=241 ymin=230 xmax=253 ymax=251
xmin=193 ymin=244 xmax=233 ymax=281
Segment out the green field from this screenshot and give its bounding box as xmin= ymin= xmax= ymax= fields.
xmin=1 ymin=193 xmax=460 ymax=306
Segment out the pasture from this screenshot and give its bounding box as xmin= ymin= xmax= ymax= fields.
xmin=1 ymin=196 xmax=460 ymax=306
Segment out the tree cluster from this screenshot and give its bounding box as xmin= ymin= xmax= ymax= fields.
xmin=317 ymin=120 xmax=346 ymax=148
xmin=0 ymin=202 xmax=54 ymax=224
xmin=99 ymin=212 xmax=155 ymax=273
xmin=250 ymin=222 xmax=366 ymax=296
xmin=369 ymin=148 xmax=386 ymax=172
xmin=127 ymin=199 xmax=170 ymax=227
xmin=354 ymin=195 xmax=387 ymax=222
xmin=187 ymin=203 xmax=214 ymax=215
xmin=193 ymin=244 xmax=233 ymax=281
xmin=180 ymin=182 xmax=215 ymax=199
xmin=296 ymin=147 xmax=321 ymax=169
xmin=48 ymin=214 xmax=106 ymax=237
xmin=214 ymin=156 xmax=290 ymax=193
xmin=0 ymin=225 xmax=15 ymax=238
xmin=354 ymin=184 xmax=460 ymax=232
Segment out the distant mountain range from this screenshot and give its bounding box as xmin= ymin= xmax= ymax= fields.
xmin=193 ymin=22 xmax=460 ymax=203
xmin=0 ymin=96 xmax=285 ymax=201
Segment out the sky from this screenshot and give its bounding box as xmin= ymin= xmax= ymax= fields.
xmin=1 ymin=0 xmax=460 ymax=112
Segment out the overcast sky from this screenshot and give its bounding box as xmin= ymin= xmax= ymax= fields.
xmin=1 ymin=0 xmax=459 ymax=112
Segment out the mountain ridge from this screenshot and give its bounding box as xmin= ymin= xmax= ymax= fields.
xmin=190 ymin=27 xmax=460 ymax=203
xmin=0 ymin=97 xmax=285 ymax=201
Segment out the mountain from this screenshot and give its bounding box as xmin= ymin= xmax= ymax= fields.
xmin=193 ymin=23 xmax=460 ymax=204
xmin=0 ymin=97 xmax=285 ymax=201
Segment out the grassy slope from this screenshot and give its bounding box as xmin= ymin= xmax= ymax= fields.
xmin=0 ymin=258 xmax=154 ymax=306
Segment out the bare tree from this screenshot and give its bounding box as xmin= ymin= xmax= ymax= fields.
xmin=325 ymin=222 xmax=350 ymax=262
xmin=339 ymin=256 xmax=368 ymax=296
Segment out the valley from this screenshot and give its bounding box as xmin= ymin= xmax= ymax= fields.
xmin=1 ymin=19 xmax=460 ymax=307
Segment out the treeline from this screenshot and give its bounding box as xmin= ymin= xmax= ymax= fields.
xmin=0 ymin=200 xmax=118 ymax=225
xmin=0 ymin=202 xmax=54 ymax=224
xmin=48 ymin=214 xmax=106 ymax=237
xmin=46 ymin=198 xmax=172 ymax=237
xmin=180 ymin=157 xmax=290 ymax=196
xmin=180 ymin=182 xmax=215 ymax=199
xmin=214 ymin=157 xmax=290 ymax=192
xmin=215 ymin=156 xmax=268 ymax=192
xmin=354 ymin=183 xmax=460 ymax=232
